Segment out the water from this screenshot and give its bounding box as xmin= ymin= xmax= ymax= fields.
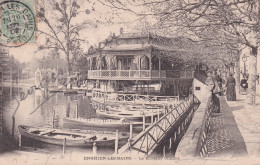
xmin=0 ymin=86 xmax=115 ymax=155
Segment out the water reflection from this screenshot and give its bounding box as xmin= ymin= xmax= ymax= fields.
xmin=0 ymin=86 xmax=105 ymax=154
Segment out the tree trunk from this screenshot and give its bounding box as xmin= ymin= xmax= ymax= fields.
xmin=230 ymin=65 xmax=234 ymax=75
xmin=248 ymin=47 xmax=257 ymax=105
xmin=222 ymin=66 xmax=227 ymax=87
xmin=234 ymin=61 xmax=240 ymax=95
xmin=66 ymin=52 xmax=70 ymax=75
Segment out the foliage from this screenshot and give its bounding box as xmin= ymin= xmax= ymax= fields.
xmin=37 ymin=0 xmax=96 ymax=75
xmin=99 ymin=0 xmax=260 ymax=104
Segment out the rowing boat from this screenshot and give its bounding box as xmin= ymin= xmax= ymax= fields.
xmin=63 ymin=117 xmax=148 ymax=132
xmin=63 ymin=89 xmax=78 ymax=94
xmin=96 ymin=107 xmax=163 ymax=121
xmin=18 ymin=125 xmax=128 ymax=147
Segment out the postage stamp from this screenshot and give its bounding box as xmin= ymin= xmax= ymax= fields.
xmin=0 ymin=0 xmax=36 ymax=47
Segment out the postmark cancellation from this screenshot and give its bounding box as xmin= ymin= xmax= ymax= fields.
xmin=0 ymin=0 xmax=36 ymax=47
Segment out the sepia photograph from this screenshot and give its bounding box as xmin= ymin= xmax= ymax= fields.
xmin=0 ymin=0 xmax=260 ymax=164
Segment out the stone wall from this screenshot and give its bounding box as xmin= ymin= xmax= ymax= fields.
xmin=175 ymin=93 xmax=212 ymax=158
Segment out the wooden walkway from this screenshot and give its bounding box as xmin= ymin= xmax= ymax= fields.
xmin=115 ymin=94 xmax=200 ymax=157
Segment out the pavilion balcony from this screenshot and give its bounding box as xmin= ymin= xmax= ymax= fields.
xmin=88 ymin=70 xmax=194 ymax=80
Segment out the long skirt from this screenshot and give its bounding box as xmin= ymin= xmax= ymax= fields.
xmin=226 ymin=85 xmax=236 ymax=101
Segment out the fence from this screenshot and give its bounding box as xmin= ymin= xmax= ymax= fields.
xmin=91 ymin=90 xmax=180 ymax=107
xmin=196 ymin=94 xmax=219 ymax=157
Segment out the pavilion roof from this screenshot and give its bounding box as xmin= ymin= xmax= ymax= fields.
xmin=116 ymin=32 xmax=149 ymax=39
xmin=101 ymin=43 xmax=150 ymax=51
xmin=84 ymin=31 xmax=208 ymax=61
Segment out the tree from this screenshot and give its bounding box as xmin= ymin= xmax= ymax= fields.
xmin=37 ymin=0 xmax=95 ymax=75
xmin=100 ymin=0 xmax=260 ymax=105
xmin=75 ymin=56 xmax=88 ymax=80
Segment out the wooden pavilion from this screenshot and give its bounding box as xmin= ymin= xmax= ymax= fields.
xmin=85 ymin=30 xmax=200 ymax=97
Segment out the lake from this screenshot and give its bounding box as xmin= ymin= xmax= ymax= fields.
xmin=0 ymin=85 xmax=116 ymax=156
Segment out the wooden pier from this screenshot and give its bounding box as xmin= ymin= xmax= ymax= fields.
xmin=114 ymin=94 xmax=200 ymax=157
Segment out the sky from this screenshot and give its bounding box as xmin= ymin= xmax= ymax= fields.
xmin=10 ymin=44 xmax=37 ymax=63
xmin=10 ymin=25 xmax=122 ymax=63
xmin=9 ymin=0 xmax=140 ymax=63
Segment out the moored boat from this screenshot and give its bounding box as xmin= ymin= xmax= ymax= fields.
xmin=48 ymin=87 xmax=65 ymax=93
xmin=63 ymin=89 xmax=78 ymax=94
xmin=96 ymin=107 xmax=163 ymax=121
xmin=63 ymin=117 xmax=148 ymax=132
xmin=18 ymin=125 xmax=129 ymax=147
xmin=85 ymin=90 xmax=93 ymax=96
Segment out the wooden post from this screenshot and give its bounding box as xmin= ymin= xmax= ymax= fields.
xmin=93 ymin=142 xmax=97 ymax=155
xmin=115 ymin=130 xmax=119 ymax=154
xmin=151 ymin=111 xmax=154 ymax=124
xmin=19 ymin=134 xmax=22 ymax=148
xmin=143 ymin=115 xmax=146 ymax=131
xmin=163 ymin=146 xmax=166 ymax=158
xmin=62 ymin=138 xmax=66 ymax=157
xmin=139 ymin=55 xmax=141 ymax=79
xmin=130 ymin=122 xmax=133 ymax=139
xmin=155 ymin=118 xmax=157 ymax=139
xmin=76 ymin=105 xmax=78 ymax=118
xmin=52 ymin=110 xmax=55 ymax=129
xmin=33 ymin=139 xmax=36 ymax=150
xmin=149 ymin=55 xmax=152 ymax=78
xmin=128 ymin=138 xmax=132 ymax=153
xmin=169 ymin=138 xmax=172 ymax=149
xmin=159 ymin=57 xmax=161 ymax=78
xmin=157 ymin=109 xmax=160 ymax=120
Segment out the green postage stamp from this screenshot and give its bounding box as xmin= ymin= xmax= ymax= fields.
xmin=0 ymin=0 xmax=36 ymax=47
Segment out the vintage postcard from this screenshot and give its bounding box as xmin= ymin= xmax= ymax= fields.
xmin=1 ymin=0 xmax=260 ymax=164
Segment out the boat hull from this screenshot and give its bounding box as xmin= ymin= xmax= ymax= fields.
xmin=95 ymin=110 xmax=161 ymax=121
xmin=63 ymin=90 xmax=78 ymax=94
xmin=63 ymin=118 xmax=146 ymax=132
xmin=63 ymin=118 xmax=131 ymax=129
xmin=18 ymin=125 xmax=128 ymax=147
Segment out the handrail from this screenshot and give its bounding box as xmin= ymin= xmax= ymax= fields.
xmin=195 ymin=94 xmax=213 ymax=157
xmin=116 ymin=94 xmax=200 ymax=156
xmin=195 ymin=93 xmax=219 ymax=157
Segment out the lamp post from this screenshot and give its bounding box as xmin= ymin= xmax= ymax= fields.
xmin=1 ymin=68 xmax=3 ymax=91
xmin=242 ymin=54 xmax=247 ymax=75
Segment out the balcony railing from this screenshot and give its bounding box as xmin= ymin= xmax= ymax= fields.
xmin=88 ymin=70 xmax=194 ymax=79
